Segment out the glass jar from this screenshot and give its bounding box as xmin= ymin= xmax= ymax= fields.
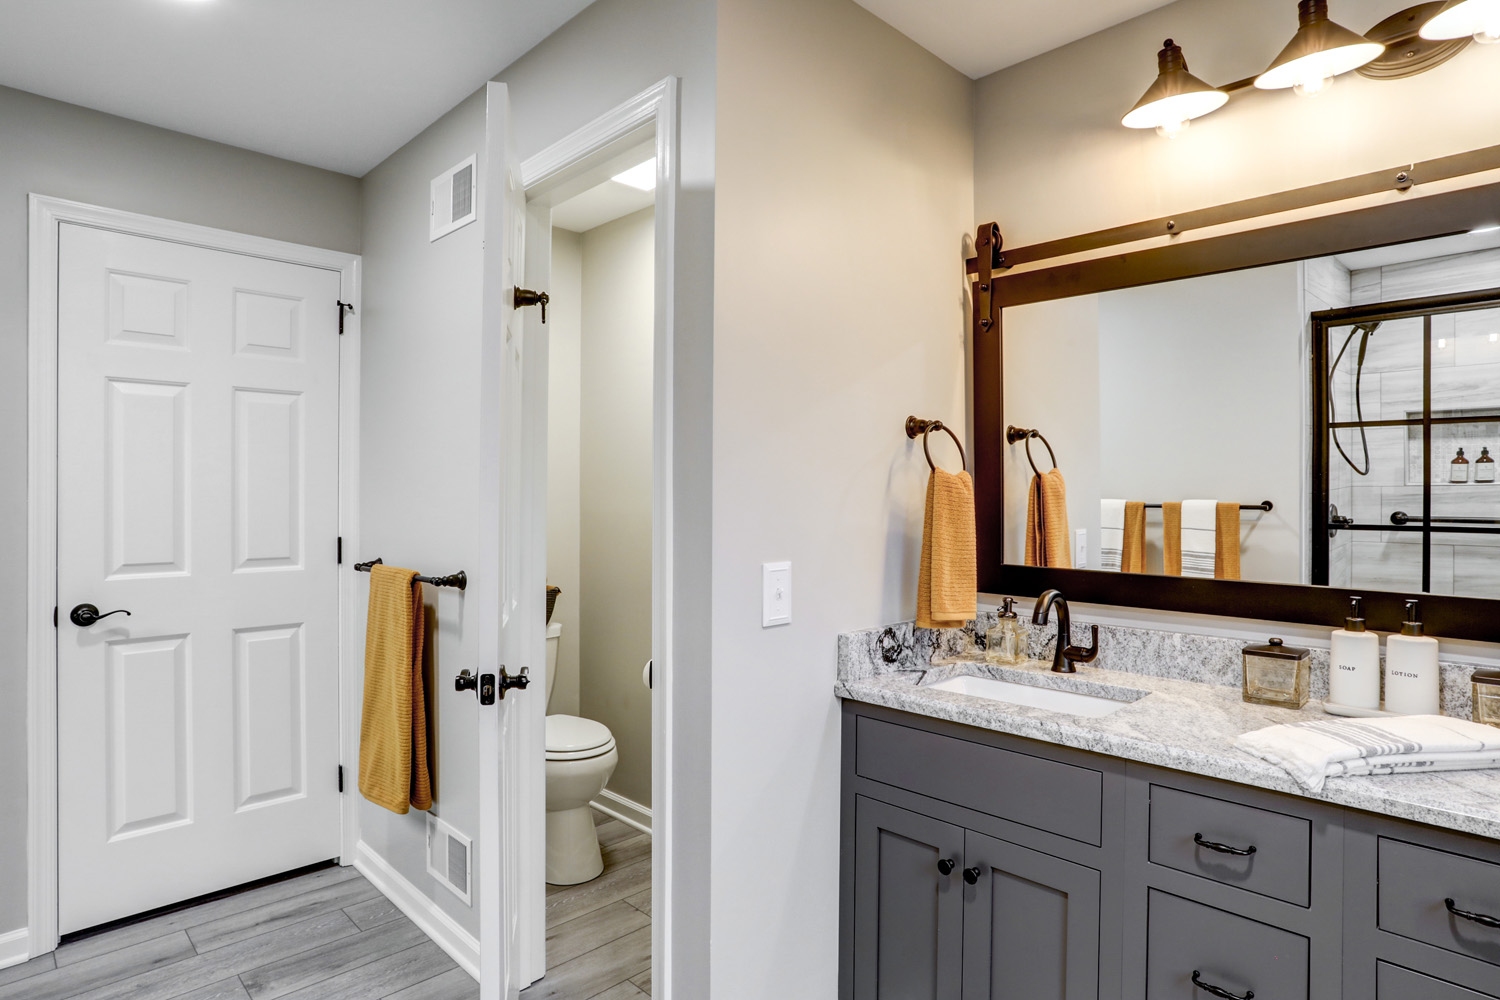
xmin=985 ymin=597 xmax=1026 ymax=665
xmin=1242 ymin=638 xmax=1311 ymax=709
xmin=1473 ymin=670 xmax=1500 ymax=727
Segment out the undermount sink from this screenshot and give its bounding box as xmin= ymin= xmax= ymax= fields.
xmin=925 ymin=673 xmax=1138 ymax=718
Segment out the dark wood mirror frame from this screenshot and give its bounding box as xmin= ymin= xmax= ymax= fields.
xmin=972 ymin=173 xmax=1500 ymax=642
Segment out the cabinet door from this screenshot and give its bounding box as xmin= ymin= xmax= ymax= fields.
xmin=961 ymin=829 xmax=1101 ymax=1000
xmin=854 ymin=796 xmax=966 ymax=1000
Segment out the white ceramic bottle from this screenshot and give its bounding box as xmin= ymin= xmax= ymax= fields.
xmin=1329 ymin=596 xmax=1381 ymax=710
xmin=1384 ymin=599 xmax=1441 ymax=716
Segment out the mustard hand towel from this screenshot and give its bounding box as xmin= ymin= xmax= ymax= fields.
xmin=359 ymin=564 xmax=433 ymax=814
xmin=1025 ymin=469 xmax=1072 ymax=568
xmin=1163 ymin=502 xmax=1183 ymax=576
xmin=917 ymin=468 xmax=977 ymax=629
xmin=1122 ymin=500 xmax=1147 ymax=574
xmin=1215 ymin=502 xmax=1242 ymax=581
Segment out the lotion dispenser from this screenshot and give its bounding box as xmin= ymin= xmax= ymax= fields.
xmin=1329 ymin=596 xmax=1381 ymax=711
xmin=1384 ymin=599 xmax=1441 ymax=716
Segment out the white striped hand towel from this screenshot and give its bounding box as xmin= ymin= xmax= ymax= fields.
xmin=1181 ymin=499 xmax=1218 ymax=579
xmin=1235 ymin=715 xmax=1500 ymax=792
xmin=1100 ymin=499 xmax=1125 ymax=572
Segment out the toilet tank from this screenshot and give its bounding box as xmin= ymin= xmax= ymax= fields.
xmin=545 ymin=620 xmax=562 ymax=710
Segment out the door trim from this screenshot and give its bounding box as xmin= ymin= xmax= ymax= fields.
xmin=25 ymin=194 xmax=363 ymax=958
xmin=516 ymin=76 xmax=678 ymax=995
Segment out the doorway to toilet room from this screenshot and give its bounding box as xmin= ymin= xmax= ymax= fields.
xmin=526 ymin=144 xmax=657 ymax=998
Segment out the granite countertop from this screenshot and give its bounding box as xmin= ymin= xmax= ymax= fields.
xmin=837 ymin=653 xmax=1500 ymax=840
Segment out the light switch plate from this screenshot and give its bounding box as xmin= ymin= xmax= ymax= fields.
xmin=762 ymin=562 xmax=791 ymax=627
xmin=1075 ymin=529 xmax=1088 ymax=569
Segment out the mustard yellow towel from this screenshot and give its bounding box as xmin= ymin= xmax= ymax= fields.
xmin=359 ymin=565 xmax=432 ymax=814
xmin=917 ymin=468 xmax=977 ymax=629
xmin=1122 ymin=501 xmax=1147 ymax=575
xmin=1216 ymin=502 xmax=1242 ymax=581
xmin=1163 ymin=502 xmax=1182 ymax=576
xmin=1025 ymin=469 xmax=1072 ymax=568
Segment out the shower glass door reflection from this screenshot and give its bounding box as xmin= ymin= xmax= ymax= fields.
xmin=1315 ymin=296 xmax=1500 ymax=596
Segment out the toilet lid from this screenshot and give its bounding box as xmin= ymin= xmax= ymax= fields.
xmin=546 ymin=715 xmax=613 ymax=755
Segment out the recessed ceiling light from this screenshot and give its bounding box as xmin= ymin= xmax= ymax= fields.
xmin=612 ymin=160 xmax=657 ymax=191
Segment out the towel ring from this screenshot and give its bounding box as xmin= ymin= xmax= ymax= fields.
xmin=905 ymin=416 xmax=967 ymax=472
xmin=1006 ymin=425 xmax=1056 ymax=476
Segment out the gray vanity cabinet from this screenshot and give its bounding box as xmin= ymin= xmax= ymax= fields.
xmin=851 ymin=796 xmax=965 ymax=1000
xmin=962 ymin=830 xmax=1101 ymax=1000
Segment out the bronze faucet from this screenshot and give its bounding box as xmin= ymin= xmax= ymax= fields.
xmin=1031 ymin=590 xmax=1100 ymax=673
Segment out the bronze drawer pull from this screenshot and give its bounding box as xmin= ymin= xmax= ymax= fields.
xmin=1194 ymin=832 xmax=1257 ymax=857
xmin=1192 ymin=970 xmax=1253 ymax=1000
xmin=1446 ymin=897 xmax=1500 ymax=929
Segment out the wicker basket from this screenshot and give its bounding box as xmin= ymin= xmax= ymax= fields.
xmin=546 ymin=585 xmax=561 ymax=624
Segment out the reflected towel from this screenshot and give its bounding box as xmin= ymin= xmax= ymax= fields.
xmin=359 ymin=565 xmax=433 ymax=814
xmin=1163 ymin=502 xmax=1183 ymax=576
xmin=1025 ymin=469 xmax=1072 ymax=569
xmin=1180 ymin=499 xmax=1218 ymax=579
xmin=1100 ymin=500 xmax=1147 ymax=573
xmin=1215 ymin=502 xmax=1242 ymax=581
xmin=1236 ymin=715 xmax=1500 ymax=792
xmin=917 ymin=468 xmax=977 ymax=629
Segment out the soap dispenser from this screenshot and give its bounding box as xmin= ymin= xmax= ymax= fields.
xmin=1385 ymin=599 xmax=1441 ymax=716
xmin=1452 ymin=448 xmax=1471 ymax=484
xmin=1478 ymin=447 xmax=1495 ymax=484
xmin=985 ymin=598 xmax=1025 ymax=665
xmin=1329 ymin=596 xmax=1381 ymax=711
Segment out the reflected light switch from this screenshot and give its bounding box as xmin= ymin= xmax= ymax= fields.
xmin=1075 ymin=529 xmax=1088 ymax=570
xmin=762 ymin=562 xmax=791 ymax=627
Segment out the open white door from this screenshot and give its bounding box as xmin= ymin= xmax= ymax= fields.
xmin=477 ymin=81 xmax=544 ymax=1000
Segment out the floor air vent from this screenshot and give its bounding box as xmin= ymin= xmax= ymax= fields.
xmin=426 ymin=814 xmax=472 ymax=905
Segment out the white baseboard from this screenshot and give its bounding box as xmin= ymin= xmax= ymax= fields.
xmin=0 ymin=928 xmax=30 ymax=971
xmin=592 ymin=789 xmax=652 ymax=836
xmin=353 ymin=842 xmax=479 ymax=981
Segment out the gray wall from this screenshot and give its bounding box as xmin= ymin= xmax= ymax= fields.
xmin=487 ymin=0 xmax=716 ymax=991
xmin=579 ymin=207 xmax=655 ymax=810
xmin=713 ymin=0 xmax=975 ymax=992
xmin=547 ymin=228 xmax=584 ymax=719
xmin=0 ymin=84 xmax=361 ymax=936
xmin=357 ymin=89 xmax=487 ymax=939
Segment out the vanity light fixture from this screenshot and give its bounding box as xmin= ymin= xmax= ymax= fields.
xmin=1255 ymin=0 xmax=1385 ymax=96
xmin=1421 ymin=0 xmax=1500 ymax=43
xmin=1121 ymin=39 xmax=1228 ymax=138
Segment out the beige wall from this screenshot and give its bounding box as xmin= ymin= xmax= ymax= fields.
xmin=975 ymin=0 xmax=1500 ymax=246
xmin=0 ymin=83 xmax=361 ymax=937
xmin=579 ymin=207 xmax=655 ymax=809
xmin=547 ymin=228 xmax=584 ymax=719
xmin=714 ymin=0 xmax=974 ymax=992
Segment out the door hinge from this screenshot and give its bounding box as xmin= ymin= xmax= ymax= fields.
xmin=338 ymin=765 xmax=344 ymax=793
xmin=337 ymin=536 xmax=343 ymax=564
xmin=337 ymin=300 xmax=355 ymax=335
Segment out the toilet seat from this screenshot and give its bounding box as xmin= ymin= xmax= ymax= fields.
xmin=546 ymin=715 xmax=615 ymax=761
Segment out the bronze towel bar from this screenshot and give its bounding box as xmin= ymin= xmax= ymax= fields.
xmin=354 ymin=557 xmax=468 ymax=591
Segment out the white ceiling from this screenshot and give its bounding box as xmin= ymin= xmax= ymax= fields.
xmin=852 ymin=0 xmax=1179 ymax=78
xmin=0 ymin=0 xmax=596 ymax=177
xmin=552 ymin=179 xmax=655 ymax=234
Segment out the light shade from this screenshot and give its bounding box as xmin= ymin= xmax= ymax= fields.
xmin=1121 ymin=39 xmax=1228 ymax=137
xmin=1420 ymin=0 xmax=1500 ymax=42
xmin=1255 ymin=0 xmax=1385 ymax=92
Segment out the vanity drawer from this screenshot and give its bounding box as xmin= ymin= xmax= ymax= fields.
xmin=854 ymin=716 xmax=1103 ymax=845
xmin=1144 ymin=889 xmax=1309 ymax=1000
xmin=1148 ymin=783 xmax=1312 ymax=906
xmin=1379 ymin=838 xmax=1500 ymax=968
xmin=1379 ymin=963 xmax=1500 ymax=1000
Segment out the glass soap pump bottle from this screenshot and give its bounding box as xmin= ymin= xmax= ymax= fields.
xmin=1478 ymin=447 xmax=1496 ymax=484
xmin=1452 ymin=447 xmax=1471 ymax=483
xmin=985 ymin=598 xmax=1025 ymax=665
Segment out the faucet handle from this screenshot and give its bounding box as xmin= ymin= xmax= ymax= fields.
xmin=1064 ymin=624 xmax=1100 ymax=666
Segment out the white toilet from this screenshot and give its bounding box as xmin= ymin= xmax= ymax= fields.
xmin=544 ymin=620 xmax=618 ymax=885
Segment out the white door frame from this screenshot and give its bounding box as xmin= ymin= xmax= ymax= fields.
xmin=516 ymin=77 xmax=678 ymax=996
xmin=24 ymin=195 xmax=363 ymax=958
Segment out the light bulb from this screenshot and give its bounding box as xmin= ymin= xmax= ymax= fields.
xmin=1479 ymin=28 xmax=1500 ymax=42
xmin=1156 ymin=118 xmax=1190 ymax=139
xmin=1420 ymin=0 xmax=1500 ymax=42
xmin=1294 ymin=72 xmax=1333 ymax=97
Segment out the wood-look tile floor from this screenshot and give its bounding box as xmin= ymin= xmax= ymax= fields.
xmin=0 ymin=811 xmax=651 ymax=1000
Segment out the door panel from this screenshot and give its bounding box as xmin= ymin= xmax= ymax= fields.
xmin=962 ymin=829 xmax=1101 ymax=1000
xmin=853 ymin=795 xmax=966 ymax=1000
xmin=57 ymin=223 xmax=343 ymax=933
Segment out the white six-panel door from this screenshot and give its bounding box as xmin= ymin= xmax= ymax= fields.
xmin=56 ymin=223 xmax=343 ymax=933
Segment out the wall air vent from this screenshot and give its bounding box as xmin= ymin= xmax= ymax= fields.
xmin=426 ymin=814 xmax=473 ymax=905
xmin=430 ymin=155 xmax=478 ymax=242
